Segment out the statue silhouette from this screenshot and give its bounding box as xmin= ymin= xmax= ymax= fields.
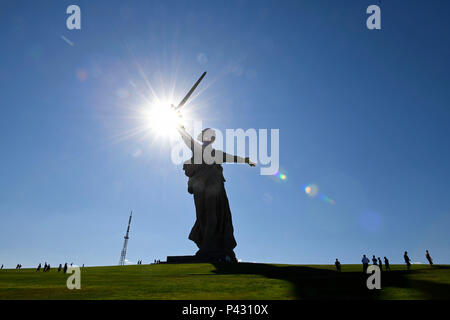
xmin=177 ymin=125 xmax=255 ymax=262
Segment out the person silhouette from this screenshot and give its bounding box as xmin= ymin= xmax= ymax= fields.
xmin=378 ymin=257 xmax=383 ymax=271
xmin=63 ymin=263 xmax=68 ymax=273
xmin=362 ymin=254 xmax=370 ymax=272
xmin=404 ymin=251 xmax=411 ymax=270
xmin=1 ymin=264 xmax=3 ymax=269
xmin=36 ymin=263 xmax=41 ymax=272
xmin=384 ymin=257 xmax=391 ymax=271
xmin=335 ymin=259 xmax=341 ymax=272
xmin=177 ymin=125 xmax=255 ymax=262
xmin=425 ymin=250 xmax=433 ymax=266
xmin=372 ymin=255 xmax=378 ymax=265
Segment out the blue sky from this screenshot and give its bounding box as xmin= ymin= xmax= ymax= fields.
xmin=0 ymin=0 xmax=449 ymax=267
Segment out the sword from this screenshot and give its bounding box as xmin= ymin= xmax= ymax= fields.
xmin=171 ymin=71 xmax=206 ymax=111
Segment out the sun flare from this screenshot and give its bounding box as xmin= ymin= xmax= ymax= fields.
xmin=142 ymin=100 xmax=184 ymax=138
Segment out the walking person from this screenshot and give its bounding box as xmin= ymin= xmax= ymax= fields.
xmin=36 ymin=263 xmax=41 ymax=272
xmin=384 ymin=257 xmax=391 ymax=271
xmin=372 ymin=255 xmax=378 ymax=265
xmin=335 ymin=259 xmax=341 ymax=272
xmin=425 ymin=250 xmax=433 ymax=266
xmin=378 ymin=257 xmax=383 ymax=271
xmin=404 ymin=251 xmax=411 ymax=271
xmin=362 ymin=255 xmax=370 ymax=272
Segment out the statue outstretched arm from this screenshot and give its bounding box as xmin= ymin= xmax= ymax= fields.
xmin=216 ymin=150 xmax=256 ymax=167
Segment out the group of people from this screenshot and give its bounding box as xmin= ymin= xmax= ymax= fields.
xmin=334 ymin=250 xmax=435 ymax=273
xmin=15 ymin=264 xmax=22 ymax=269
xmin=360 ymin=250 xmax=433 ymax=272
xmin=402 ymin=250 xmax=433 ymax=270
xmin=153 ymin=259 xmax=161 ymax=264
xmin=36 ymin=263 xmax=52 ymax=272
xmin=360 ymin=255 xmax=392 ymax=272
xmin=137 ymin=260 xmax=143 ymax=265
xmin=36 ymin=262 xmax=76 ymax=273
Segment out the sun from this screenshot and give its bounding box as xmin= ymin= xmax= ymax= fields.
xmin=143 ymin=100 xmax=184 ymax=138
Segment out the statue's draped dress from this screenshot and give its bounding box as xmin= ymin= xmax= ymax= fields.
xmin=179 ymin=128 xmax=237 ymax=261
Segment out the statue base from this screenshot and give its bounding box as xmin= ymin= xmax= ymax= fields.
xmin=166 ymin=253 xmax=237 ymax=264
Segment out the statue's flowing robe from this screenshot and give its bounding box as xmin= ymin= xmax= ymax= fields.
xmin=179 ymin=128 xmax=237 ymax=260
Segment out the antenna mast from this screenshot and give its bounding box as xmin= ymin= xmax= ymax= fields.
xmin=119 ymin=211 xmax=133 ymax=266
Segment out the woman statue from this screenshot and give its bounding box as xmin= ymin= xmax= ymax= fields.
xmin=177 ymin=125 xmax=255 ymax=262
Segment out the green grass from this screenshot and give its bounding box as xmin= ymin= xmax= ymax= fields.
xmin=0 ymin=263 xmax=449 ymax=300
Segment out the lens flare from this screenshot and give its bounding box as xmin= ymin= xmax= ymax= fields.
xmin=319 ymin=194 xmax=336 ymax=205
xmin=304 ymin=184 xmax=335 ymax=205
xmin=273 ymin=171 xmax=288 ymax=181
xmin=304 ymin=184 xmax=319 ymax=198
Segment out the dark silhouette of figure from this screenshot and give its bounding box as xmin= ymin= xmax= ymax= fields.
xmin=82 ymin=264 xmax=85 ymax=268
xmin=362 ymin=254 xmax=369 ymax=272
xmin=425 ymin=250 xmax=433 ymax=266
xmin=384 ymin=257 xmax=391 ymax=271
xmin=1 ymin=264 xmax=3 ymax=269
xmin=371 ymin=255 xmax=378 ymax=265
xmin=404 ymin=251 xmax=411 ymax=270
xmin=378 ymin=257 xmax=383 ymax=271
xmin=47 ymin=264 xmax=51 ymax=272
xmin=36 ymin=263 xmax=41 ymax=272
xmin=335 ymin=259 xmax=341 ymax=272
xmin=58 ymin=264 xmax=62 ymax=272
xmin=177 ymin=126 xmax=255 ymax=262
xmin=63 ymin=263 xmax=68 ymax=273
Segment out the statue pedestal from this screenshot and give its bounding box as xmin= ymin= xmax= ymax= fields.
xmin=166 ymin=253 xmax=237 ymax=264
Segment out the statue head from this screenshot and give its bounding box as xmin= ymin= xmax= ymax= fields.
xmin=197 ymin=128 xmax=216 ymax=144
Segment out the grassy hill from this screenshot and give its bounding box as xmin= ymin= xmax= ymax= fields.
xmin=0 ymin=263 xmax=449 ymax=299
